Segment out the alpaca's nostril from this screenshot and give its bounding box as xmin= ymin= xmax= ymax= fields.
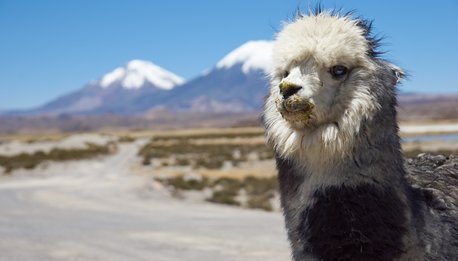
xmin=279 ymin=82 xmax=302 ymax=99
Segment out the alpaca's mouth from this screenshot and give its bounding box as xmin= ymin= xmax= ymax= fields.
xmin=276 ymin=96 xmax=315 ymax=123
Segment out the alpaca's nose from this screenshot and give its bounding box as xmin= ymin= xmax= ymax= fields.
xmin=279 ymin=82 xmax=302 ymax=99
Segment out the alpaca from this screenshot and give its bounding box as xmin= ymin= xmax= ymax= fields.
xmin=263 ymin=10 xmax=457 ymax=261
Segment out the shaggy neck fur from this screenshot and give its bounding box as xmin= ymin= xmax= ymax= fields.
xmin=263 ymin=12 xmax=426 ymax=261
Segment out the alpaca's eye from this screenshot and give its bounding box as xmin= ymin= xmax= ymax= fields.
xmin=330 ymin=65 xmax=348 ymax=79
xmin=282 ymin=71 xmax=290 ymax=78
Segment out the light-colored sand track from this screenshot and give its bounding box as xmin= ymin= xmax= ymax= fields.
xmin=0 ymin=139 xmax=289 ymax=261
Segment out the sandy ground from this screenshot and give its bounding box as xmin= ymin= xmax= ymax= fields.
xmin=0 ymin=133 xmax=116 ymax=156
xmin=1 ymin=122 xmax=457 ymax=260
xmin=400 ymin=123 xmax=458 ymax=135
xmin=402 ymin=140 xmax=458 ymax=152
xmin=0 ymin=139 xmax=290 ymax=261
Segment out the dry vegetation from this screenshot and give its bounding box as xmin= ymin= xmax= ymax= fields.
xmin=136 ymin=127 xmax=458 ymax=211
xmin=137 ymin=129 xmax=279 ymax=211
xmin=0 ymin=142 xmax=117 ymax=173
xmin=157 ymin=175 xmax=278 ymax=211
xmin=1 ymin=126 xmax=456 ymax=211
xmin=138 ymin=130 xmax=273 ymax=170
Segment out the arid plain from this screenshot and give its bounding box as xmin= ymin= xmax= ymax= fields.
xmin=0 ymin=121 xmax=457 ymax=260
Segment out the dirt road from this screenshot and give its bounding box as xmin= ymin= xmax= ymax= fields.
xmin=0 ymin=140 xmax=289 ymax=261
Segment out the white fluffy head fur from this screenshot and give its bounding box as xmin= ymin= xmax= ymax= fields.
xmin=263 ymin=12 xmax=402 ymax=170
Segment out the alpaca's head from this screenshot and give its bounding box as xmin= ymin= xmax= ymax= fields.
xmin=264 ymin=11 xmax=405 ymax=164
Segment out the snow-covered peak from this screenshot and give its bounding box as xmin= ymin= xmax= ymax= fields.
xmin=216 ymin=40 xmax=273 ymax=74
xmin=99 ymin=60 xmax=184 ymax=90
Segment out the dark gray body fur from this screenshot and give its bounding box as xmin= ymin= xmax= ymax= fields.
xmin=266 ymin=62 xmax=458 ymax=260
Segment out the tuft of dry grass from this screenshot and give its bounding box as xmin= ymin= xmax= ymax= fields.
xmin=243 ymin=176 xmax=278 ymax=211
xmin=207 ymin=190 xmax=241 ymax=206
xmin=247 ymin=195 xmax=274 ymax=211
xmin=118 ymin=136 xmax=136 ymax=143
xmin=159 ymin=176 xmax=210 ymax=191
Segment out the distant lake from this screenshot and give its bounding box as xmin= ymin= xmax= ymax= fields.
xmin=402 ymin=134 xmax=458 ymax=142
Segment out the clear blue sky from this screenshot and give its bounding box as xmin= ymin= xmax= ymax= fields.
xmin=0 ymin=0 xmax=457 ymax=110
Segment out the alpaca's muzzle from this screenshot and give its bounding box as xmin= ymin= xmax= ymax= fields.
xmin=276 ymin=94 xmax=315 ymax=123
xmin=279 ymin=82 xmax=302 ymax=99
xmin=283 ymin=96 xmax=314 ymax=113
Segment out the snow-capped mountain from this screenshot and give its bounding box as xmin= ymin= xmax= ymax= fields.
xmin=139 ymin=40 xmax=274 ymax=113
xmin=28 ymin=60 xmax=184 ymax=115
xmin=3 ymin=40 xmax=455 ymax=132
xmin=99 ymin=60 xmax=183 ymax=90
xmin=216 ymin=40 xmax=273 ymax=74
xmin=13 ymin=41 xmax=274 ymax=116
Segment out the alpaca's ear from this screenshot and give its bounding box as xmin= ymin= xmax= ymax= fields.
xmin=387 ymin=63 xmax=406 ymax=84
